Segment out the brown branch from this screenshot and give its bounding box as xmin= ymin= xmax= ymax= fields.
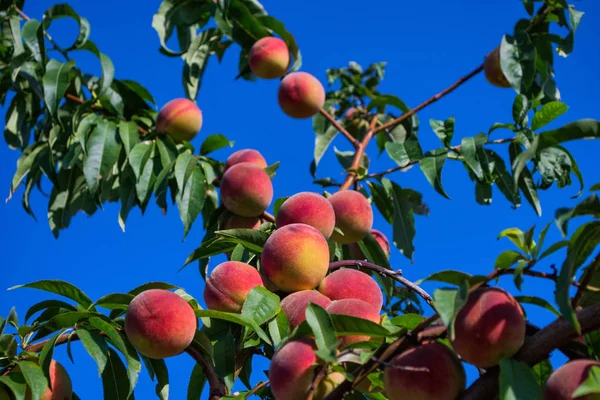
xmin=461 ymin=303 xmax=600 ymax=400
xmin=262 ymin=211 xmax=275 ymax=223
xmin=244 ymin=380 xmax=269 ymax=398
xmin=373 ymin=64 xmax=484 ymax=134
xmin=339 ymin=115 xmax=379 ymax=190
xmin=573 ymin=253 xmax=600 ymax=308
xmin=486 ymin=266 xmax=600 ymax=292
xmin=328 ymin=260 xmax=434 ymax=309
xmin=306 ymin=364 xmax=328 ymax=400
xmin=318 ymin=108 xmax=360 ymax=149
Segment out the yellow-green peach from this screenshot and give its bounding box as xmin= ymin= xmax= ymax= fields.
xmin=275 ymin=192 xmax=336 ymax=238
xmin=204 ymin=261 xmax=265 ymax=313
xmin=315 ymin=372 xmax=346 ymax=399
xmin=278 ymin=72 xmax=325 ymax=119
xmin=24 ymin=360 xmax=72 ymax=400
xmin=261 ymin=223 xmax=330 ymax=293
xmin=248 ymin=37 xmax=290 ymax=79
xmin=451 ymin=287 xmax=525 ymax=368
xmin=328 ymin=190 xmax=373 ymax=244
xmin=318 ymin=268 xmax=383 ymax=311
xmin=484 ymin=46 xmax=511 ymax=88
xmin=124 ymin=289 xmax=197 ymax=359
xmin=543 ymin=360 xmax=600 ymax=400
xmin=326 ymin=299 xmax=381 ymax=348
xmin=384 ymin=341 xmax=466 ymax=400
xmin=269 ymin=339 xmax=317 ymax=400
xmin=220 ymin=162 xmax=273 ymax=217
xmin=280 ymin=290 xmax=332 ymax=330
xmin=224 ymin=149 xmax=268 ymax=172
xmin=156 ymin=98 xmax=203 ymax=142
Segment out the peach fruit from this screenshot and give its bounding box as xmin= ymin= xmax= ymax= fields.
xmin=275 ymin=192 xmax=336 ymax=238
xmin=224 ymin=149 xmax=267 ymax=172
xmin=25 ymin=360 xmax=72 ymax=400
xmin=156 ymin=98 xmax=203 ymax=142
xmin=348 ymin=229 xmax=391 ymax=260
xmin=450 ymin=287 xmax=526 ymax=368
xmin=384 ymin=341 xmax=466 ymax=400
xmin=326 ymin=299 xmax=381 ymax=348
xmin=220 ymin=213 xmax=263 ymax=231
xmin=318 ymin=268 xmax=383 ymax=311
xmin=204 ymin=261 xmax=265 ymax=313
xmin=220 ymin=162 xmax=273 ymax=217
xmin=269 ymin=339 xmax=317 ymax=400
xmin=315 ymin=372 xmax=346 ymax=398
xmin=262 ymin=224 xmax=330 ymax=293
xmin=280 ymin=290 xmax=332 ymax=329
xmin=248 ymin=37 xmax=290 ymax=79
xmin=328 ymin=190 xmax=373 ymax=244
xmin=484 ymin=47 xmax=511 ymax=88
xmin=543 ymin=359 xmax=600 ymax=400
xmin=278 ymin=72 xmax=325 ymax=119
xmin=124 ymin=289 xmax=197 ymax=359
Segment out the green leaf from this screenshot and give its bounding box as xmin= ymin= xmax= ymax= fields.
xmin=213 ymin=328 xmax=236 ymax=392
xmin=509 ymin=142 xmax=541 ymax=216
xmin=174 ymin=151 xmax=196 ymax=192
xmin=17 ymin=361 xmax=47 ymax=400
xmin=10 ymin=280 xmax=93 ymax=309
xmin=572 ymin=366 xmax=600 ymax=397
xmin=268 ymin=312 xmax=290 ymax=347
xmin=385 ymin=139 xmax=423 ymax=168
xmin=313 ymin=101 xmax=338 ymax=167
xmin=39 ymin=330 xmax=65 ymax=387
xmin=555 ymin=194 xmax=600 ymax=237
xmin=147 ymin=358 xmax=169 ymax=400
xmin=514 ymin=296 xmax=560 ymax=317
xmin=419 ymin=149 xmax=450 ymax=199
xmin=264 ymin=161 xmax=280 ymax=179
xmin=8 ymin=144 xmax=48 ymax=200
xmin=43 ymin=59 xmax=75 ymax=117
xmin=181 ymin=237 xmax=236 ymax=269
xmin=532 ymin=360 xmax=553 ymax=387
xmin=500 ymin=31 xmax=536 ymax=94
xmin=418 ymin=270 xmax=484 ymax=287
xmin=498 ymin=228 xmax=529 ymax=254
xmin=241 ymin=286 xmax=280 ymax=326
xmin=513 ymin=95 xmax=531 ymax=127
xmin=390 ymin=182 xmax=416 ymax=261
xmin=183 ymin=28 xmax=221 ymax=100
xmin=83 ymin=120 xmax=120 ymax=194
xmin=101 ymin=349 xmax=130 ymax=400
xmin=129 ymin=282 xmax=179 ymax=296
xmin=328 ymin=314 xmax=389 ymax=338
xmin=305 ymin=303 xmax=337 ymax=361
xmin=0 ymin=373 xmax=27 ymax=400
xmin=118 ymin=121 xmax=140 ymax=157
xmin=531 ymin=101 xmax=569 ymax=131
xmin=177 ymin=164 xmax=206 ymax=239
xmin=42 ymin=4 xmax=90 ymax=50
xmin=390 ymin=314 xmax=425 ymax=330
xmin=93 ymin=293 xmax=134 ymax=310
xmin=495 ymin=250 xmax=527 ymax=270
xmin=200 ymin=134 xmax=233 ymax=155
xmin=538 ymin=240 xmax=568 ymax=261
xmin=461 ymin=133 xmax=488 ymax=181
xmin=214 ymin=229 xmax=269 ymax=254
xmin=21 ymin=19 xmax=45 ymax=63
xmin=78 ymin=327 xmax=109 ymax=376
xmin=430 ymin=116 xmax=454 ymax=147
xmin=499 ymin=359 xmax=542 ymax=400
xmin=25 ymin=300 xmax=77 ymax=323
xmin=186 ymin=364 xmax=206 ymax=400
xmin=195 ymin=310 xmax=271 ymax=345
xmin=433 ymin=281 xmax=469 ymax=340
xmin=334 ymin=147 xmax=369 ymax=171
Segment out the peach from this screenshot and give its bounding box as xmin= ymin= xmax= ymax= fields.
xmin=278 ymin=72 xmax=325 ymax=119
xmin=318 ymin=268 xmax=383 ymax=311
xmin=124 ymin=289 xmax=197 ymax=359
xmin=262 ymin=224 xmax=330 ymax=293
xmin=315 ymin=372 xmax=346 ymax=398
xmin=384 ymin=341 xmax=466 ymax=400
xmin=275 ymin=192 xmax=336 ymax=238
xmin=156 ymin=98 xmax=203 ymax=142
xmin=280 ymin=290 xmax=332 ymax=330
xmin=326 ymin=299 xmax=381 ymax=348
xmin=543 ymin=360 xmax=600 ymax=400
xmin=484 ymin=47 xmax=511 ymax=88
xmin=348 ymin=229 xmax=391 ymax=260
xmin=220 ymin=213 xmax=263 ymax=231
xmin=204 ymin=261 xmax=265 ymax=313
xmin=450 ymin=287 xmax=525 ymax=368
xmin=269 ymin=339 xmax=317 ymax=400
xmin=220 ymin=162 xmax=273 ymax=217
xmin=344 ymin=107 xmax=369 ymax=137
xmin=328 ymin=190 xmax=373 ymax=244
xmin=24 ymin=360 xmax=72 ymax=400
xmin=248 ymin=37 xmax=290 ymax=79
xmin=224 ymin=149 xmax=267 ymax=172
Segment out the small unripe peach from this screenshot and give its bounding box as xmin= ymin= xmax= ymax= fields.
xmin=484 ymin=47 xmax=511 ymax=89
xmin=156 ymin=98 xmax=203 ymax=142
xmin=318 ymin=268 xmax=383 ymax=311
xmin=315 ymin=372 xmax=346 ymax=398
xmin=384 ymin=341 xmax=466 ymax=400
xmin=204 ymin=261 xmax=265 ymax=313
xmin=224 ymin=149 xmax=267 ymax=172
xmin=543 ymin=360 xmax=600 ymax=400
xmin=328 ymin=190 xmax=373 ymax=244
xmin=262 ymin=224 xmax=330 ymax=293
xmin=269 ymin=339 xmax=317 ymax=400
xmin=125 ymin=289 xmax=197 ymax=359
xmin=248 ymin=37 xmax=290 ymax=79
xmin=326 ymin=299 xmax=381 ymax=348
xmin=348 ymin=229 xmax=391 ymax=260
xmin=276 ymin=192 xmax=336 ymax=238
xmin=280 ymin=290 xmax=332 ymax=329
xmin=220 ymin=162 xmax=273 ymax=217
xmin=451 ymin=287 xmax=525 ymax=368
xmin=278 ymin=72 xmax=325 ymax=119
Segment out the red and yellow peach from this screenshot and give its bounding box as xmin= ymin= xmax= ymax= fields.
xmin=326 ymin=299 xmax=381 ymax=348
xmin=248 ymin=37 xmax=290 ymax=79
xmin=275 ymin=192 xmax=336 ymax=239
xmin=204 ymin=261 xmax=265 ymax=313
xmin=220 ymin=162 xmax=273 ymax=217
xmin=543 ymin=359 xmax=600 ymax=400
xmin=318 ymin=268 xmax=383 ymax=311
xmin=156 ymin=98 xmax=203 ymax=142
xmin=348 ymin=229 xmax=391 ymax=260
xmin=328 ymin=190 xmax=373 ymax=244
xmin=224 ymin=149 xmax=267 ymax=172
xmin=278 ymin=72 xmax=325 ymax=119
xmin=280 ymin=290 xmax=332 ymax=330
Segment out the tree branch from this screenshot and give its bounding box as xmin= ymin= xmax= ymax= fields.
xmin=244 ymin=379 xmax=269 ymax=398
xmin=306 ymin=364 xmax=328 ymax=400
xmin=339 ymin=115 xmax=379 ymax=190
xmin=319 ymin=108 xmax=360 ymax=149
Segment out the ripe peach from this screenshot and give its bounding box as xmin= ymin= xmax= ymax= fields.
xmin=262 ymin=224 xmax=330 ymax=293
xmin=220 ymin=162 xmax=273 ymax=217
xmin=280 ymin=290 xmax=332 ymax=330
xmin=269 ymin=339 xmax=317 ymax=400
xmin=384 ymin=341 xmax=466 ymax=400
xmin=156 ymin=98 xmax=203 ymax=142
xmin=328 ymin=190 xmax=373 ymax=244
xmin=326 ymin=299 xmax=381 ymax=348
xmin=315 ymin=372 xmax=346 ymax=398
xmin=318 ymin=268 xmax=383 ymax=311
xmin=348 ymin=229 xmax=391 ymax=260
xmin=124 ymin=289 xmax=197 ymax=359
xmin=450 ymin=287 xmax=525 ymax=368
xmin=278 ymin=72 xmax=325 ymax=119
xmin=484 ymin=47 xmax=511 ymax=89
xmin=543 ymin=359 xmax=600 ymax=400
xmin=275 ymin=192 xmax=336 ymax=238
xmin=224 ymin=149 xmax=267 ymax=172
xmin=204 ymin=261 xmax=265 ymax=313
xmin=248 ymin=37 xmax=290 ymax=79
xmin=24 ymin=360 xmax=72 ymax=400
xmin=220 ymin=213 xmax=263 ymax=231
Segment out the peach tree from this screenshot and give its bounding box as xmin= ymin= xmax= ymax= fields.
xmin=1 ymin=0 xmax=599 ymax=399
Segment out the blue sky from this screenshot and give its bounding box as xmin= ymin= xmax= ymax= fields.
xmin=1 ymin=0 xmax=600 ymax=398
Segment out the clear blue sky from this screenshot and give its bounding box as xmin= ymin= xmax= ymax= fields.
xmin=1 ymin=0 xmax=600 ymax=398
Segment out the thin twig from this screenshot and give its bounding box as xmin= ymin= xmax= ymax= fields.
xmin=572 ymin=253 xmax=600 ymax=308
xmin=244 ymin=380 xmax=269 ymax=398
xmin=14 ymin=5 xmax=70 ymax=61
xmin=262 ymin=211 xmax=275 ymax=223
xmin=319 ymin=108 xmax=360 ymax=149
xmin=339 ymin=115 xmax=379 ymax=190
xmin=185 ymin=345 xmax=228 ymax=400
xmin=306 ymin=364 xmax=328 ymax=400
